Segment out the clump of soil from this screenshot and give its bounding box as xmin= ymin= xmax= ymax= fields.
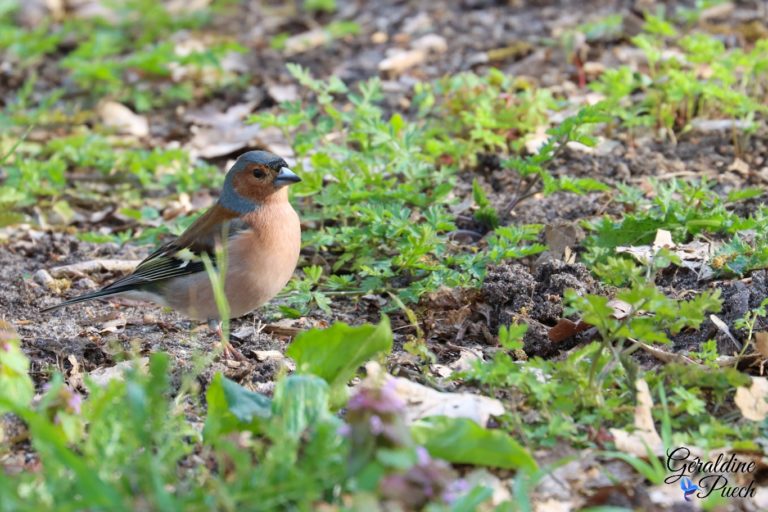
xmin=482 ymin=260 xmax=601 ymax=357
xmin=416 ymin=260 xmax=601 ymax=359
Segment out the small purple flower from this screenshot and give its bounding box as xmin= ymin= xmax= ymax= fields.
xmin=66 ymin=391 xmax=82 ymax=415
xmin=377 ymin=379 xmax=406 ymax=413
xmin=442 ymin=478 xmax=470 ymax=504
xmin=337 ymin=423 xmax=351 ymax=437
xmin=347 ymin=380 xmax=406 ymax=415
xmin=1 ymin=342 xmax=11 ymax=352
xmin=416 ymin=446 xmax=431 ymax=466
xmin=369 ymin=414 xmax=383 ymax=434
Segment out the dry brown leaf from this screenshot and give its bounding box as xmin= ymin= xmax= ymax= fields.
xmin=98 ymin=101 xmax=149 ymax=137
xmin=87 ymin=358 xmax=149 ymax=390
xmin=728 ymin=158 xmax=750 ymax=176
xmin=652 ymin=229 xmax=674 ymax=250
xmin=411 ymin=34 xmax=448 ymax=53
xmin=608 ymin=299 xmax=633 ymax=320
xmin=548 ymin=318 xmax=590 ymax=343
xmin=266 ymin=83 xmax=299 ymax=103
xmin=609 ymin=379 xmax=663 ymax=457
xmin=184 ymin=101 xmax=265 ymax=159
xmin=379 ymin=49 xmax=427 ymax=74
xmin=754 ymin=332 xmax=768 ymax=359
xmin=544 ymin=222 xmax=584 ymax=261
xmin=283 ymin=29 xmax=327 ymax=55
xmin=448 ymin=347 xmax=484 ymax=372
xmin=187 ymin=124 xmax=262 ymax=159
xmin=734 ymin=377 xmax=768 ymax=421
xmin=67 ymin=355 xmax=84 ymax=390
xmin=99 ymin=316 xmax=126 ymax=334
xmin=363 ymin=362 xmax=503 ymax=426
xmin=617 ymin=232 xmax=713 ymax=279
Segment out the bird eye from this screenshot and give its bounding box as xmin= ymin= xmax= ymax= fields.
xmin=252 ymin=169 xmax=266 ymax=179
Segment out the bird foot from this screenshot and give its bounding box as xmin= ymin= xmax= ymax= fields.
xmin=212 ymin=341 xmax=246 ymax=361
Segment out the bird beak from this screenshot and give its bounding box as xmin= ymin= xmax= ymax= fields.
xmin=273 ymin=167 xmax=301 ymax=187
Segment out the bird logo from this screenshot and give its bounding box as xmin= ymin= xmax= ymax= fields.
xmin=680 ymin=477 xmax=699 ymax=501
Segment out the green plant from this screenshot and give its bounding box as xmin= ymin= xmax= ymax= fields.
xmin=566 ymin=256 xmax=722 ymax=391
xmin=0 ymin=0 xmax=245 ymax=112
xmin=252 ymin=65 xmax=548 ymax=308
xmin=590 ymin=14 xmax=768 ymax=147
xmin=585 ymin=178 xmax=761 ymax=265
xmin=733 ymin=297 xmax=768 ymax=356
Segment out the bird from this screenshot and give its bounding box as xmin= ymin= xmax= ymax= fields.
xmin=42 ymin=150 xmax=302 ymax=324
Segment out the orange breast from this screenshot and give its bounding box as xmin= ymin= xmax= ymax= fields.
xmin=163 ymin=201 xmax=301 ymax=320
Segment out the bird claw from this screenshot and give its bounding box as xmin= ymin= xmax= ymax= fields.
xmin=220 ymin=342 xmax=247 ymax=362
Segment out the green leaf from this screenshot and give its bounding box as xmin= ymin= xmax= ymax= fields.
xmin=0 ymin=399 xmax=127 ymax=510
xmin=0 ymin=336 xmax=34 ymax=410
xmin=204 ymin=373 xmax=271 ymax=439
xmin=271 ymin=374 xmax=331 ymax=441
xmin=411 ymin=416 xmax=537 ymax=472
xmin=450 ymin=485 xmax=494 ymax=512
xmin=287 ymin=317 xmax=393 ymax=396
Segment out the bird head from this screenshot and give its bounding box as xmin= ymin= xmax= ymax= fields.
xmin=220 ymin=151 xmax=301 ymax=213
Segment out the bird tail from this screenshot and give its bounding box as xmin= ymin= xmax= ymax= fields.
xmin=40 ymin=288 xmax=127 ymax=313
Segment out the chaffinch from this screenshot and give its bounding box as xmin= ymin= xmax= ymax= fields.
xmin=42 ymin=150 xmax=302 ymax=321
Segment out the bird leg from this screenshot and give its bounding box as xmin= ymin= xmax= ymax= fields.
xmin=209 ymin=319 xmax=247 ymax=361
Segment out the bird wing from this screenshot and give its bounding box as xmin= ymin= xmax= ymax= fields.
xmin=101 ymin=204 xmax=245 ymax=292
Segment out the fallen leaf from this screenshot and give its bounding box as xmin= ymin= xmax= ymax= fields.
xmin=609 ymin=379 xmax=663 ymax=457
xmin=87 ymin=358 xmax=149 ymax=389
xmin=411 ymin=34 xmax=448 ymax=53
xmin=548 ymin=318 xmax=590 ymax=342
xmin=608 ymin=299 xmax=633 ymax=320
xmin=187 ymin=124 xmax=262 ymax=159
xmin=364 ymin=362 xmax=503 ymax=426
xmin=379 ymin=49 xmax=427 ymax=74
xmin=99 ymin=316 xmax=126 ymax=334
xmin=98 ymin=101 xmax=149 ymax=137
xmin=184 ymin=101 xmax=256 ymax=127
xmin=267 ymin=83 xmax=300 ymax=103
xmin=728 ymin=158 xmax=750 ymax=176
xmin=734 ymin=377 xmax=768 ymax=421
xmin=448 ymin=347 xmax=484 ymax=372
xmin=754 ymin=332 xmax=768 ymax=359
xmin=652 ymin=229 xmax=674 ymax=250
xmin=184 ymin=101 xmax=263 ymax=159
xmin=67 ymin=355 xmax=84 ymax=390
xmin=617 ymin=238 xmax=713 ymax=279
xmin=284 ymin=28 xmax=327 ymax=55
xmin=543 ymin=222 xmax=584 ymax=261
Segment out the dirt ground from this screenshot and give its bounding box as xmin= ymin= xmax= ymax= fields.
xmin=3 ymin=0 xmax=768 ymax=510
